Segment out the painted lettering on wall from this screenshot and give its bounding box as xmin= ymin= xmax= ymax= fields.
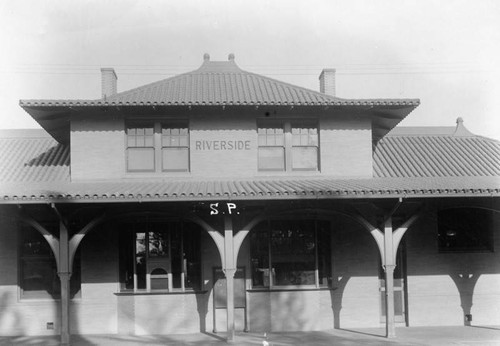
xmin=195 ymin=140 xmax=251 ymax=151
xmin=210 ymin=202 xmax=238 ymax=215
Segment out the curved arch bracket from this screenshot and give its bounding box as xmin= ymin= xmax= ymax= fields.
xmin=20 ymin=214 xmax=61 ymax=271
xmin=352 ymin=213 xmax=385 ymax=263
xmin=391 ymin=213 xmax=420 ymax=264
xmin=189 ymin=214 xmax=225 ymax=266
xmin=68 ymin=214 xmax=106 ymax=269
xmin=232 ymin=213 xmax=268 ymax=269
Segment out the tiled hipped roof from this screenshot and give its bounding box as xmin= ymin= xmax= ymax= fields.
xmin=0 ymin=127 xmax=499 ymax=203
xmin=374 ymin=132 xmax=500 ymax=177
xmin=19 ymin=55 xmax=420 ymax=144
xmin=20 ymin=58 xmax=418 ymax=108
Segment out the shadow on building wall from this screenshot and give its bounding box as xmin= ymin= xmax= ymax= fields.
xmin=0 ymin=291 xmax=24 ymax=336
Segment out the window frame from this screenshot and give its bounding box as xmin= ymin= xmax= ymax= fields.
xmin=257 ymin=119 xmax=319 ymax=172
xmin=257 ymin=120 xmax=286 ymax=171
xmin=437 ymin=207 xmax=495 ymax=253
xmin=250 ymin=218 xmax=331 ymax=290
xmin=119 ymin=220 xmax=202 ymax=292
xmin=19 ymin=224 xmax=81 ymax=300
xmin=126 ymin=120 xmax=190 ymax=173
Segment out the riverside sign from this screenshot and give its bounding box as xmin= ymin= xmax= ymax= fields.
xmin=195 ymin=140 xmax=251 ymax=151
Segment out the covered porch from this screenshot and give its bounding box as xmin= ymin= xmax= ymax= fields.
xmin=1 ymin=176 xmax=497 ymax=344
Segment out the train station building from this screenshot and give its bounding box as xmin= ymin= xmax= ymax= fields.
xmin=0 ymin=54 xmax=498 ymax=344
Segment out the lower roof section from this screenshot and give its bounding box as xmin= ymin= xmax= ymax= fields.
xmin=1 ymin=176 xmax=498 ymax=204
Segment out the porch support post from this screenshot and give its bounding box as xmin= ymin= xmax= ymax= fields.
xmin=58 ymin=220 xmax=71 ymax=345
xmin=383 ymin=217 xmax=396 ymax=338
xmin=224 ymin=214 xmax=236 ymax=342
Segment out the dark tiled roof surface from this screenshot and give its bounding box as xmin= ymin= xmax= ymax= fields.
xmin=375 ymin=131 xmax=500 ymax=177
xmin=20 ymin=60 xmax=419 ymax=107
xmin=0 ymin=134 xmax=69 ymax=183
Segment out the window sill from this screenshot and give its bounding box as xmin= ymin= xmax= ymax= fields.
xmin=115 ymin=289 xmax=207 ymax=296
xmin=247 ymin=286 xmax=333 ymax=293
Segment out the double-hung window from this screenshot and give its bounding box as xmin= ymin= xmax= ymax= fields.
xmin=258 ymin=120 xmax=319 ymax=172
xmin=126 ymin=121 xmax=190 ymax=173
xmin=258 ymin=121 xmax=285 ymax=171
xmin=127 ymin=124 xmax=155 ymax=172
xmin=161 ymin=126 xmax=189 ymax=172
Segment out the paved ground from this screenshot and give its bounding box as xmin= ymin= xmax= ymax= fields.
xmin=1 ymin=326 xmax=499 ymax=345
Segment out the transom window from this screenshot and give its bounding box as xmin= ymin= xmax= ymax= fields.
xmin=250 ymin=219 xmax=331 ymax=288
xmin=258 ymin=120 xmax=319 ymax=171
xmin=126 ymin=121 xmax=189 ymax=172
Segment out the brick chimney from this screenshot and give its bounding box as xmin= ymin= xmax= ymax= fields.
xmin=101 ymin=68 xmax=117 ymax=99
xmin=319 ymin=68 xmax=336 ymax=96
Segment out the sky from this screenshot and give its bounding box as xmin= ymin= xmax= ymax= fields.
xmin=1 ymin=0 xmax=499 ymax=139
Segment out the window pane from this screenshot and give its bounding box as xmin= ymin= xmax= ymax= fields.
xmin=22 ymin=258 xmax=58 ymax=299
xmin=438 ymin=208 xmax=495 ymax=252
xmin=135 ymin=232 xmax=146 ymax=289
xmin=183 ymin=223 xmax=201 ymax=290
xmin=127 ymin=148 xmax=155 ymax=171
xmin=258 ymin=124 xmax=284 ymax=147
xmin=136 ymin=135 xmax=145 ymax=147
xmin=144 ymin=136 xmax=154 ymax=147
xmin=292 ymin=124 xmax=318 ymax=146
xmin=275 ymin=133 xmax=284 ymax=146
xmin=258 ymin=135 xmax=267 ymax=146
xmin=258 ymin=147 xmax=285 ymax=171
xmin=270 ymin=220 xmax=316 ymax=286
xmin=170 ymin=225 xmax=182 ymax=288
xmin=317 ymin=221 xmax=331 ymax=287
xmin=308 ymin=133 xmax=318 ymax=146
xmin=127 ymin=136 xmax=136 ymax=147
xmin=148 ymin=231 xmax=169 ymax=257
xmin=179 ymin=136 xmax=188 ymax=147
xmin=22 ymin=227 xmax=52 ymax=256
xmin=170 ymin=136 xmax=180 ymax=147
xmin=162 ymin=147 xmax=189 ymax=172
xmin=292 ymin=147 xmax=318 ymax=171
xmin=250 ymin=226 xmax=270 ymax=287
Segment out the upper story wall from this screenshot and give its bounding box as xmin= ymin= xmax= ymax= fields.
xmin=70 ymin=108 xmax=373 ymax=181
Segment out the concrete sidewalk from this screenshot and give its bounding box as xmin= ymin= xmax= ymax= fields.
xmin=1 ymin=326 xmax=499 ymax=345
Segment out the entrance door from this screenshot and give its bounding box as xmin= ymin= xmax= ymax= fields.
xmin=213 ymin=267 xmax=247 ymax=332
xmin=379 ymin=242 xmax=408 ymax=324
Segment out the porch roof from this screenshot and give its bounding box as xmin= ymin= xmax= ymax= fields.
xmin=1 ymin=176 xmax=499 ymax=204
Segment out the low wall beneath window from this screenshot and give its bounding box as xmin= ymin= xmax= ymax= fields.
xmin=405 ymin=215 xmax=500 ymax=327
xmin=248 ymin=289 xmax=334 ymax=331
xmin=116 ymin=292 xmax=208 ymax=335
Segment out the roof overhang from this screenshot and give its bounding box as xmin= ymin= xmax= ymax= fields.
xmin=20 ymin=99 xmax=419 ymax=144
xmin=1 ymin=176 xmax=497 ymax=205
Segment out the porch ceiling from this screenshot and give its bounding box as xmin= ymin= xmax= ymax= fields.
xmin=1 ymin=176 xmax=498 ymax=204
